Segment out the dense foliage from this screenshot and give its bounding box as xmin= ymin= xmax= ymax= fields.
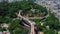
xmin=45 ymin=13 xmax=60 ymax=30
xmin=8 ymin=19 xmax=28 ymax=34
xmin=30 ymin=13 xmax=60 ymax=34
xmin=0 ymin=1 xmax=48 ymax=18
xmin=0 ymin=1 xmax=59 ymax=34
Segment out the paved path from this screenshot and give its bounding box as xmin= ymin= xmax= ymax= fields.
xmin=18 ymin=11 xmax=35 ymax=34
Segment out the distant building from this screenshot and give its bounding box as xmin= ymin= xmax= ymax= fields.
xmin=0 ymin=0 xmax=23 ymax=2
xmin=8 ymin=0 xmax=22 ymax=2
xmin=0 ymin=0 xmax=36 ymax=2
xmin=0 ymin=0 xmax=3 ymax=2
xmin=0 ymin=31 xmax=2 ymax=34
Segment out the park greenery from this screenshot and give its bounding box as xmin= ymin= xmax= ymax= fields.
xmin=29 ymin=13 xmax=60 ymax=34
xmin=8 ymin=19 xmax=28 ymax=34
xmin=0 ymin=1 xmax=60 ymax=34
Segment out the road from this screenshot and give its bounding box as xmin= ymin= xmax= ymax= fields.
xmin=18 ymin=10 xmax=35 ymax=34
xmin=17 ymin=9 xmax=49 ymax=34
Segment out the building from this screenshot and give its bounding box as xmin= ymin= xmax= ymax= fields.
xmin=0 ymin=0 xmax=3 ymax=2
xmin=0 ymin=0 xmax=36 ymax=3
xmin=35 ymin=0 xmax=60 ymax=21
xmin=0 ymin=31 xmax=2 ymax=34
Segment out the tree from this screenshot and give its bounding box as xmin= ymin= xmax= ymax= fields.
xmin=43 ymin=29 xmax=55 ymax=34
xmin=0 ymin=2 xmax=8 ymax=17
xmin=45 ymin=13 xmax=60 ymax=30
xmin=8 ymin=19 xmax=28 ymax=34
xmin=13 ymin=27 xmax=28 ymax=34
